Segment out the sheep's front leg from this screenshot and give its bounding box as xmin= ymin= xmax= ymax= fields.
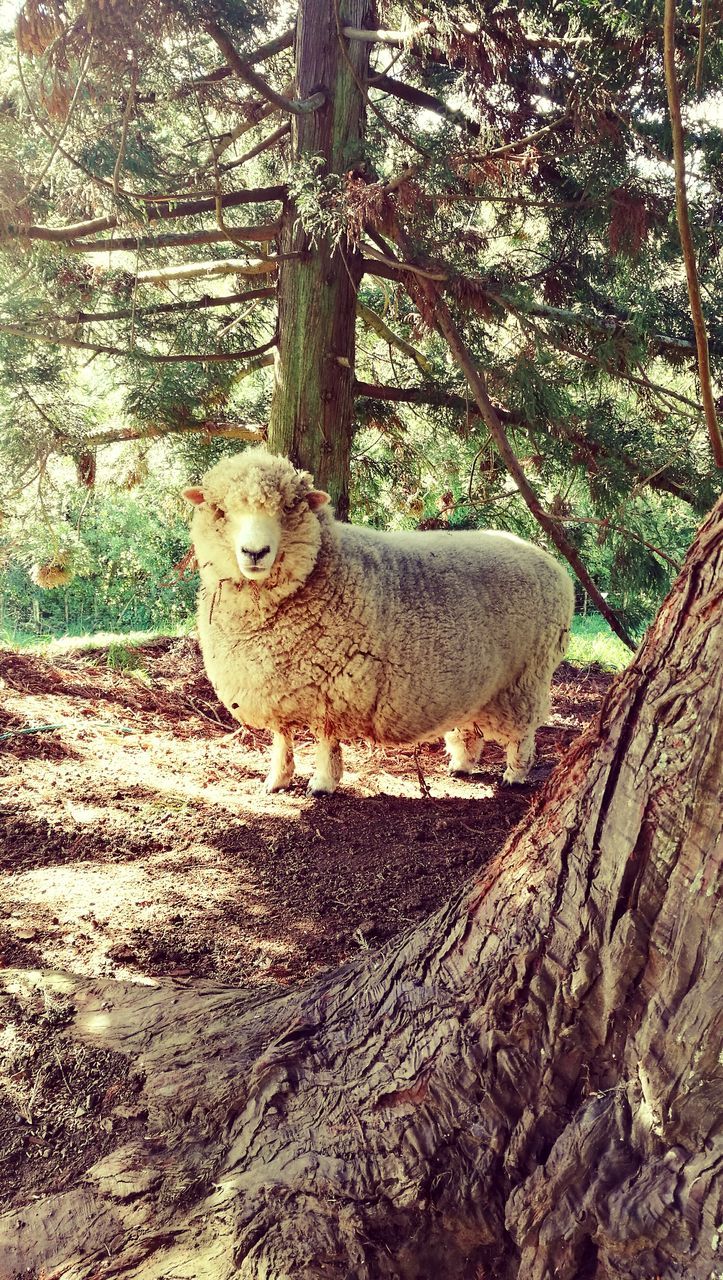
xmin=307 ymin=737 xmax=343 ymax=796
xmin=265 ymin=731 xmax=295 ymax=793
xmin=502 ymin=729 xmax=536 ymax=785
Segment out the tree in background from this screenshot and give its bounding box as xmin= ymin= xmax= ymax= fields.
xmin=0 ymin=0 xmax=721 ymax=638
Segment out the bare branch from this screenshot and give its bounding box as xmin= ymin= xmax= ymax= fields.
xmin=55 ymin=288 xmax=276 ymax=325
xmin=357 ymin=301 xmax=432 ymax=372
xmin=370 ymin=73 xmax=480 ymax=137
xmin=204 ymin=21 xmax=326 ymax=116
xmin=135 ymin=257 xmax=289 ymax=285
xmin=341 ymin=22 xmax=432 ymax=46
xmin=68 ymin=225 xmax=280 ymax=254
xmin=179 ymin=28 xmax=295 ymax=94
xmin=82 ymin=420 xmax=268 ymax=448
xmin=220 ymin=123 xmax=291 ymax=174
xmin=208 ymin=86 xmax=292 ymax=161
xmin=1 ymin=320 xmax=277 ymax=364
xmin=362 ymin=244 xmax=446 ymax=281
xmin=664 ymin=0 xmax=723 ymax=467
xmin=695 ymin=0 xmax=709 ymax=91
xmin=5 ymin=188 xmax=286 ymax=245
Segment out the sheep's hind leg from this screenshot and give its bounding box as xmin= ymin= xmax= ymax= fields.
xmin=265 ymin=731 xmax=295 ymax=793
xmin=308 ymin=737 xmax=343 ymax=796
xmin=502 ymin=729 xmax=536 ymax=785
xmin=445 ymin=727 xmax=484 ymax=776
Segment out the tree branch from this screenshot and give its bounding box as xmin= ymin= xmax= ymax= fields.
xmin=663 ymin=0 xmax=723 ymax=467
xmin=427 ymin=298 xmax=636 ymax=647
xmin=219 ymin=122 xmax=291 ymax=174
xmin=352 ymin=383 xmax=704 ymax=508
xmin=81 ymin=420 xmax=268 ymax=448
xmin=5 ymin=189 xmax=286 ymax=244
xmin=68 ymin=225 xmax=280 ymax=254
xmin=135 ymin=257 xmax=286 ymax=285
xmin=549 ymin=515 xmax=682 ymax=571
xmin=356 ymin=302 xmax=432 ymax=372
xmin=54 ymin=288 xmax=276 ymax=325
xmin=204 ymin=21 xmax=326 ymax=116
xmin=513 ymin=299 xmax=723 ymax=361
xmin=385 ymin=224 xmax=637 ymax=647
xmin=0 ymin=322 xmax=276 ymax=363
xmin=370 ymin=73 xmax=480 ymax=137
xmin=341 ymin=22 xmax=432 ymax=46
xmin=178 ymin=27 xmax=295 ymax=95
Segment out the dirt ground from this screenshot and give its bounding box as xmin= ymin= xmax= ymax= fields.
xmin=0 ymin=637 xmax=612 ymax=1214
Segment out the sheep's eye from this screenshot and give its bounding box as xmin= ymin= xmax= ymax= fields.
xmin=211 ymin=504 xmax=225 ymax=520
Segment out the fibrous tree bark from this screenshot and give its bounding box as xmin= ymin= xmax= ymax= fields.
xmin=1 ymin=500 xmax=721 ymax=1278
xmin=267 ymin=0 xmax=372 ymax=519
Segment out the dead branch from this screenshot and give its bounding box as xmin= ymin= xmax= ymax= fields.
xmin=356 ymin=301 xmax=432 ymax=372
xmin=135 ymin=257 xmax=284 ymax=285
xmin=68 ymin=225 xmax=280 ymax=254
xmin=341 ymin=22 xmax=432 ymax=46
xmin=204 ymin=21 xmax=326 ymax=116
xmin=370 ymin=73 xmax=480 ymax=137
xmin=663 ymin=0 xmax=723 ymax=467
xmin=80 ymin=420 xmax=267 ymax=448
xmin=55 ymin=288 xmax=276 ymax=325
xmin=6 ymin=188 xmax=286 ymax=244
xmin=695 ymin=0 xmax=709 ymax=91
xmin=220 ymin=123 xmax=291 ymax=174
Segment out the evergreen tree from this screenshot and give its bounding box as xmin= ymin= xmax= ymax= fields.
xmin=0 ymin=0 xmax=721 ymax=628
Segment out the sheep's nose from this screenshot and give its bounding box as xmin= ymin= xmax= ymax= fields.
xmin=241 ymin=545 xmax=271 ymax=564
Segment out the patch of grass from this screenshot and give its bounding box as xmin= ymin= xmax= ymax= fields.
xmin=568 ymin=615 xmax=636 ymax=672
xmin=106 ymin=641 xmax=144 ymax=672
xmin=0 ymin=622 xmax=193 ymax=655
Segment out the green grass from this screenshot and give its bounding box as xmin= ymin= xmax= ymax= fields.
xmin=567 ymin=615 xmax=636 ymax=672
xmin=3 ymin=614 xmax=635 ymax=674
xmin=0 ymin=622 xmax=192 ymax=654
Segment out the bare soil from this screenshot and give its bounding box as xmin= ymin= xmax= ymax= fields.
xmin=0 ymin=637 xmax=611 ymax=1213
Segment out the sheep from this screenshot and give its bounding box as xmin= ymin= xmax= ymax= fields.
xmin=184 ymin=448 xmax=574 ymax=796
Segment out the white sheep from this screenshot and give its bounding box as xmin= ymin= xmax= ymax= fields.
xmin=184 ymin=448 xmax=574 ymax=795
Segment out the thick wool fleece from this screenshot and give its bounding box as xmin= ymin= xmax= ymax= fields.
xmin=189 ymin=450 xmax=574 ymax=760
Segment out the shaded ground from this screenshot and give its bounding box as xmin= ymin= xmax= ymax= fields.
xmin=0 ymin=637 xmax=611 ymax=1212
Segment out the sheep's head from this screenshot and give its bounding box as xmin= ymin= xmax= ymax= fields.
xmin=184 ymin=448 xmax=330 ymax=587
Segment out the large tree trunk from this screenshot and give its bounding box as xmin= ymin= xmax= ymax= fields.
xmin=1 ymin=499 xmax=721 ymax=1280
xmin=267 ymin=0 xmax=371 ymax=519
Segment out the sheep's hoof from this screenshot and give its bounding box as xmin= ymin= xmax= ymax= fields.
xmin=265 ymin=774 xmax=294 ymax=793
xmin=307 ymin=776 xmax=337 ymax=797
xmin=502 ymin=766 xmax=529 ymax=785
xmin=449 ymin=763 xmax=475 ymax=777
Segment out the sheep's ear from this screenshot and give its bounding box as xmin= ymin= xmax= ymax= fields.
xmin=183 ymin=487 xmax=206 ymax=506
xmin=307 ymin=489 xmax=330 ymax=510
